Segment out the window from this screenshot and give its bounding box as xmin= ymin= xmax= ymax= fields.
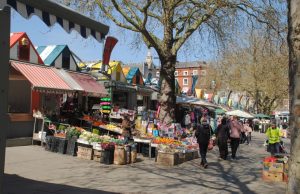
xmin=116 ymin=71 xmax=121 ymax=81
xmin=183 ymin=78 xmax=188 ymax=86
xmin=200 ymin=70 xmax=207 ymax=76
xmin=136 ymin=74 xmax=141 ymax=84
xmin=183 ymin=71 xmax=188 ymax=76
xmin=18 ymin=45 xmax=30 ymax=61
xmin=193 ymin=70 xmax=198 ymax=75
xmin=174 ymin=71 xmax=178 ymax=76
xmin=62 ymin=53 xmax=70 ymax=69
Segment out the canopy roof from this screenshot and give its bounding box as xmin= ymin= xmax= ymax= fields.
xmin=176 ymin=96 xmax=220 ymax=108
xmin=255 ymin=113 xmax=270 ymax=119
xmin=225 ymin=110 xmax=254 ymax=118
xmin=2 ymin=0 xmax=109 ymax=41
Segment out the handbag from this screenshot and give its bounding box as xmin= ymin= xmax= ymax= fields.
xmin=208 ymin=138 xmax=214 ymax=150
xmin=208 ymin=127 xmax=214 ymax=150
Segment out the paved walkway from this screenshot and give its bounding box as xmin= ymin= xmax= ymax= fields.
xmin=4 ymin=132 xmax=288 ymax=194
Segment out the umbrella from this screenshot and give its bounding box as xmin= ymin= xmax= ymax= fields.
xmin=225 ymin=110 xmax=254 ymax=118
xmin=255 ymin=113 xmax=270 ymax=119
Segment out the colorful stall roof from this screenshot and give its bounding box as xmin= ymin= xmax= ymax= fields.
xmin=11 ymin=61 xmax=72 ymax=92
xmin=36 ymin=45 xmax=78 ymax=71
xmin=124 ymin=67 xmax=144 ymax=85
xmin=10 ymin=32 xmax=44 ymax=65
xmin=90 ymin=61 xmax=126 ymax=82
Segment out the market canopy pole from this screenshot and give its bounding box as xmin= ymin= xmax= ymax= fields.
xmin=0 ymin=0 xmax=110 ymax=191
xmin=0 ymin=6 xmax=10 ymax=193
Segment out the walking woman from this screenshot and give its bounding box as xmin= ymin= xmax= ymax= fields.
xmin=195 ymin=117 xmax=213 ymax=168
xmin=216 ymin=117 xmax=230 ymax=160
xmin=229 ymin=116 xmax=242 ymax=160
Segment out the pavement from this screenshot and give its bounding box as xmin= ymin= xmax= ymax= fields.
xmin=4 ymin=132 xmax=289 ymax=194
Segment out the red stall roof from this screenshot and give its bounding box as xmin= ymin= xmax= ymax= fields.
xmin=68 ymin=71 xmax=108 ymax=97
xmin=11 ymin=61 xmax=73 ymax=92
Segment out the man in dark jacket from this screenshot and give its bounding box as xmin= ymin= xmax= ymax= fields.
xmin=195 ymin=117 xmax=213 ymax=168
xmin=215 ymin=117 xmax=230 ymax=160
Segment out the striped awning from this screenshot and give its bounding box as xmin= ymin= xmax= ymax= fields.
xmin=11 ymin=61 xmax=73 ymax=93
xmin=68 ymin=71 xmax=108 ymax=97
xmin=1 ymin=0 xmax=109 ymax=42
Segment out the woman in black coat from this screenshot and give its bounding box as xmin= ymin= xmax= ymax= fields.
xmin=195 ymin=117 xmax=213 ymax=168
xmin=215 ymin=117 xmax=230 ymax=160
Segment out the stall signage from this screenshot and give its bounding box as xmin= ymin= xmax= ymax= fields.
xmin=102 ymin=105 xmax=111 ymax=110
xmin=101 ymin=97 xmax=111 ymax=102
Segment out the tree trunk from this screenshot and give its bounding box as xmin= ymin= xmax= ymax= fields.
xmin=158 ymin=54 xmax=176 ymax=125
xmin=287 ymin=1 xmax=300 ymax=193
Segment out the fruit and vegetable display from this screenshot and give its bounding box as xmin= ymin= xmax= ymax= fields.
xmin=100 ymin=124 xmax=123 ymax=134
xmin=152 ymin=137 xmax=182 ymax=145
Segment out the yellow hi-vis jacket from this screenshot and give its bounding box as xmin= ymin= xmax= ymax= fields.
xmin=266 ymin=127 xmax=281 ymax=144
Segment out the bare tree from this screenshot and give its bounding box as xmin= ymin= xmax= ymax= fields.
xmin=287 ymin=1 xmax=300 ymax=193
xmin=62 ymin=0 xmax=285 ymax=124
xmin=218 ymin=33 xmax=288 ymax=114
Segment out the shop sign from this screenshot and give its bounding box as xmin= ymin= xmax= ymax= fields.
xmin=101 ymin=97 xmax=111 ymax=102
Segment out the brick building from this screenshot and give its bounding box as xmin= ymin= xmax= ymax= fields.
xmin=174 ymin=61 xmax=207 ymax=94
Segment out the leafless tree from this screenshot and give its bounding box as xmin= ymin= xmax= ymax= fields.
xmin=218 ymin=32 xmax=288 ymax=114
xmin=61 ymin=0 xmax=285 ymax=124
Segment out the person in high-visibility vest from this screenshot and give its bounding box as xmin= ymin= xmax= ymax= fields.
xmin=266 ymin=122 xmax=282 ymax=156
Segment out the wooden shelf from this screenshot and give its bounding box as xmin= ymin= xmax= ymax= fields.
xmin=9 ymin=113 xmax=33 ymax=122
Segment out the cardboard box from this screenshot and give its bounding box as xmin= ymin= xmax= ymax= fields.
xmin=156 ymin=152 xmax=179 ymax=166
xmin=262 ymin=170 xmax=283 ymax=182
xmin=263 ymin=162 xmax=284 ymax=173
xmin=77 ymin=146 xmax=93 ymax=160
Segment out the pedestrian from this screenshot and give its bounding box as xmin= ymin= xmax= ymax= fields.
xmin=195 ymin=117 xmax=213 ymax=168
xmin=243 ymin=122 xmax=252 ymax=145
xmin=215 ymin=117 xmax=230 ymax=160
xmin=266 ymin=121 xmax=281 ymax=156
xmin=239 ymin=120 xmax=246 ymax=144
xmin=229 ymin=116 xmax=243 ymax=160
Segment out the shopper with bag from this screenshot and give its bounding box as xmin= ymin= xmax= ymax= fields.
xmin=195 ymin=117 xmax=214 ymax=168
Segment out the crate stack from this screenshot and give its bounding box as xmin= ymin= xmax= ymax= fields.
xmin=262 ymin=157 xmax=289 ymax=182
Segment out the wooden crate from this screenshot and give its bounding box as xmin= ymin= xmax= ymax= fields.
xmin=77 ymin=146 xmax=93 ymax=160
xmin=156 ymin=152 xmax=179 ymax=166
xmin=93 ymin=150 xmax=103 ymax=162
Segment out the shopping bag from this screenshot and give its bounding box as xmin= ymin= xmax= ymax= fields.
xmin=208 ymin=138 xmax=214 ymax=150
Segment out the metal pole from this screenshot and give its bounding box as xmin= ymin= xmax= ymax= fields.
xmin=0 ymin=6 xmax=11 ymax=193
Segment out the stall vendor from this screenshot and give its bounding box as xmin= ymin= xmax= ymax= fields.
xmin=122 ymin=115 xmax=133 ymax=143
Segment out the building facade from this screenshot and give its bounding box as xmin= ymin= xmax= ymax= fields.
xmin=174 ymin=61 xmax=207 ymax=94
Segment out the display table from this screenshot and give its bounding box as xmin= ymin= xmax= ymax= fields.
xmin=133 ymin=137 xmax=153 ymax=158
xmin=99 ymin=125 xmax=123 ymax=134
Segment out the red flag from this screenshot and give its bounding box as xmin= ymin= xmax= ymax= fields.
xmin=102 ymin=36 xmax=118 ymax=72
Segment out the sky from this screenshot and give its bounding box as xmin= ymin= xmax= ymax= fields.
xmin=10 ymin=9 xmax=213 ymax=66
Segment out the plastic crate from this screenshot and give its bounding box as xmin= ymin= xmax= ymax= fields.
xmin=66 ymin=136 xmax=78 ymax=156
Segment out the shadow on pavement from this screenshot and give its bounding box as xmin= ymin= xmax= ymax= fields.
xmin=4 ymin=173 xmax=118 ymax=194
